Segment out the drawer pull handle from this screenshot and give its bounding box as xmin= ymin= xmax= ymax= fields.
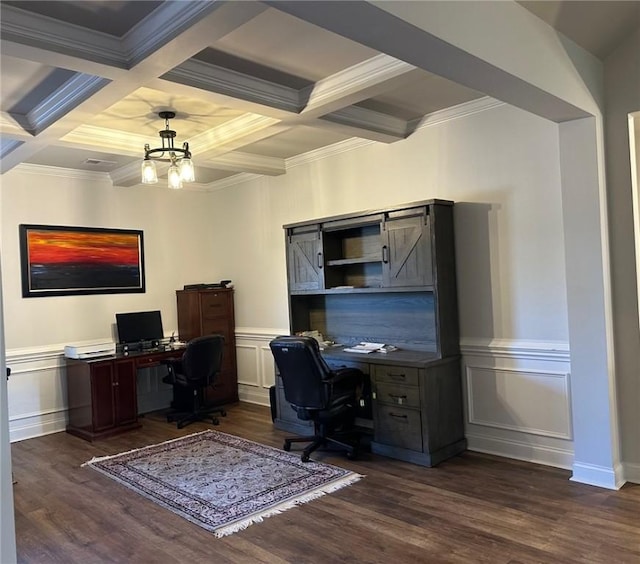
xmin=388 ymin=393 xmax=407 ymax=405
xmin=389 ymin=373 xmax=406 ymax=380
xmin=388 ymin=412 xmax=407 ymax=419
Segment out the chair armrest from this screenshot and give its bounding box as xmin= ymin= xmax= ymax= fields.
xmin=161 ymin=358 xmax=183 ymax=384
xmin=326 ymin=368 xmax=362 ymax=384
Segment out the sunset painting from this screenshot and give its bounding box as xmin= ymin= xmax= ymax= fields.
xmin=20 ymin=225 xmax=145 ymax=297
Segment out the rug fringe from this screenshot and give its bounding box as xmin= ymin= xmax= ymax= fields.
xmin=81 ymin=430 xmax=211 ymax=466
xmin=212 ymin=472 xmax=364 ymax=538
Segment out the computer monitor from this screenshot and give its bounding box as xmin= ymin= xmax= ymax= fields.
xmin=115 ymin=310 xmax=164 ymax=344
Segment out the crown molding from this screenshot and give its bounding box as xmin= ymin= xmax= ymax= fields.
xmin=301 ymin=54 xmax=415 ymax=115
xmin=321 ymin=105 xmax=407 ymax=142
xmin=205 ymin=152 xmax=286 ymax=176
xmin=0 ymin=139 xmax=24 ymax=160
xmin=26 ymin=74 xmax=109 ymax=135
xmin=14 ymin=163 xmax=111 ymax=182
xmin=205 ymin=173 xmax=261 ymax=192
xmin=412 ymin=97 xmax=505 ymax=131
xmin=122 ymin=1 xmax=222 ymax=67
xmin=164 ymin=59 xmax=301 ymax=114
xmin=286 ymin=138 xmax=375 ymax=169
xmin=192 ymin=114 xmax=282 ymax=155
xmin=0 ymin=4 xmax=126 ymax=69
xmin=61 ymin=124 xmax=146 ymax=155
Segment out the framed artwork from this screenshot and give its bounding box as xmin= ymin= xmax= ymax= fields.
xmin=19 ymin=224 xmax=145 ymax=297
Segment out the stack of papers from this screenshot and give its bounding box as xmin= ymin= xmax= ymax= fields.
xmin=343 ymin=342 xmax=386 ymax=354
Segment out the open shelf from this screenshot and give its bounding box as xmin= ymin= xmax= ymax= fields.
xmin=326 ymin=256 xmax=381 ymax=267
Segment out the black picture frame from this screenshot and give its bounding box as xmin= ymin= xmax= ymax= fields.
xmin=19 ymin=224 xmax=145 ymax=298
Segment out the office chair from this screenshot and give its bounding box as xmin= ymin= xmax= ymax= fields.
xmin=162 ymin=334 xmax=226 ymax=429
xmin=269 ymin=335 xmax=363 ymax=462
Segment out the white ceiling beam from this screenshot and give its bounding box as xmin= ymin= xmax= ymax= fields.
xmin=300 ymin=54 xmax=415 ymax=117
xmin=204 ymin=151 xmax=286 ymax=176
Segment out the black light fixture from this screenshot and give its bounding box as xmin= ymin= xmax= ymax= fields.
xmin=141 ymin=111 xmax=195 ymax=189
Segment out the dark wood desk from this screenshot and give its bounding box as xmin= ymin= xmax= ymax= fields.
xmin=65 ymin=346 xmax=185 ymax=441
xmin=273 ymin=347 xmax=466 ymax=467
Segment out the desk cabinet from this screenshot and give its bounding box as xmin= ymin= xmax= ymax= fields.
xmin=277 ymin=200 xmax=466 ymax=467
xmin=176 ymin=287 xmax=238 ymax=406
xmin=66 ymin=358 xmax=141 ymax=441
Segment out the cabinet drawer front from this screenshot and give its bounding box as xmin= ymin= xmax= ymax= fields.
xmin=373 ymin=365 xmax=419 ymax=386
xmin=374 ymin=406 xmax=422 ymax=451
xmin=202 ymin=318 xmax=230 ymax=337
xmin=201 ymin=293 xmax=228 ymax=319
xmin=375 ymin=382 xmax=420 ymax=408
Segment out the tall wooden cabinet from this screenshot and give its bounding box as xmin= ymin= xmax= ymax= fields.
xmin=176 ymin=287 xmax=238 ymax=406
xmin=275 ymin=199 xmax=466 ymax=467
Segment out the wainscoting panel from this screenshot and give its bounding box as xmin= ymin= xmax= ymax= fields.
xmin=235 ymin=328 xmax=281 ymax=406
xmin=7 ymin=345 xmax=69 ymax=442
xmin=461 ymin=338 xmax=574 ymax=469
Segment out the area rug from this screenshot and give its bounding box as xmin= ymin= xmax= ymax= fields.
xmin=83 ymin=430 xmax=363 ymax=538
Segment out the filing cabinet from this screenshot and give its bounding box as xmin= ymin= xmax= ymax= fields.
xmin=176 ymin=288 xmax=238 ymax=406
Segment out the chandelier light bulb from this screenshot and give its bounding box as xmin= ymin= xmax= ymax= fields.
xmin=179 ymin=157 xmax=195 ymax=183
xmin=167 ymin=162 xmax=182 ymax=189
xmin=141 ymin=159 xmax=158 ymax=184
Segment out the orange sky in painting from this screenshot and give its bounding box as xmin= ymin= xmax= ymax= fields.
xmin=27 ymin=230 xmax=140 ymax=265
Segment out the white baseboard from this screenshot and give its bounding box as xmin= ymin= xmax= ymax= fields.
xmin=9 ymin=409 xmax=67 ymax=443
xmin=466 ymin=432 xmax=573 ymax=469
xmin=571 ymin=461 xmax=625 ymax=490
xmin=238 ymin=384 xmax=270 ymax=406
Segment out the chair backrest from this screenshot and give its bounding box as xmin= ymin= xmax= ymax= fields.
xmin=181 ymin=334 xmax=224 ymax=386
xmin=269 ymin=336 xmax=332 ymax=409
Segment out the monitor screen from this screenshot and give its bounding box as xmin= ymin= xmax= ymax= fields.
xmin=116 ymin=310 xmax=164 ymax=344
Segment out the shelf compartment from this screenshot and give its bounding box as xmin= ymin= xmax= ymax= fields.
xmin=326 ymin=255 xmax=381 ymax=267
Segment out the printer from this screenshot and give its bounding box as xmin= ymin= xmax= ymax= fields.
xmin=64 ymin=341 xmax=116 ymax=359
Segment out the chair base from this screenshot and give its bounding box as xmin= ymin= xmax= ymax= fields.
xmin=166 ymin=405 xmax=227 ymax=429
xmin=283 ymin=432 xmax=359 ymax=462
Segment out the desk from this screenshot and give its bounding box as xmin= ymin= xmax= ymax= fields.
xmin=65 ymin=346 xmax=185 ymax=441
xmin=274 ymin=347 xmax=467 ymax=467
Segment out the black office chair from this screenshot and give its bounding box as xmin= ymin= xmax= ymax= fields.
xmin=162 ymin=334 xmax=226 ymax=429
xmin=269 ymin=335 xmax=363 ymax=462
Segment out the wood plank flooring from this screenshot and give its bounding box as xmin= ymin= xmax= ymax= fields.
xmin=11 ymin=402 xmax=640 ymax=563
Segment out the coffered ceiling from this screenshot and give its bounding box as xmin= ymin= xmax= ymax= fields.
xmin=1 ymin=1 xmax=638 ymax=189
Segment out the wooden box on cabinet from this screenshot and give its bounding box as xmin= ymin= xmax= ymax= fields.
xmin=66 ymin=357 xmax=140 ymax=441
xmin=176 ymin=287 xmax=238 ymax=406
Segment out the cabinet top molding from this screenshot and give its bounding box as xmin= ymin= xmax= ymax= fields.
xmin=283 ymin=199 xmax=453 ymax=229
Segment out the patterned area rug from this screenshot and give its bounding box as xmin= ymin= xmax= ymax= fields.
xmin=83 ymin=430 xmax=363 ymax=538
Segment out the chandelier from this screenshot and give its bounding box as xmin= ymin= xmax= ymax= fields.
xmin=141 ymin=111 xmax=195 ymax=189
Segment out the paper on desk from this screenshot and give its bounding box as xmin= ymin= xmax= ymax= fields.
xmin=343 ymin=342 xmax=385 ymax=353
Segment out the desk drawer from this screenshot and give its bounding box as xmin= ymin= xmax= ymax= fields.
xmin=202 ymin=318 xmax=230 ymax=337
xmin=374 ymin=406 xmax=422 ymax=452
xmin=373 ymin=365 xmax=419 ymax=386
xmin=375 ymin=382 xmax=420 ymax=409
xmin=201 ymin=292 xmax=229 ymax=319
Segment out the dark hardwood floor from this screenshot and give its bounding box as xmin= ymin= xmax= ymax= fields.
xmin=11 ymin=402 xmax=640 ymax=563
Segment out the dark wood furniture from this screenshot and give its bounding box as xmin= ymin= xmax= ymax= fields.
xmin=275 ymin=199 xmax=466 ymax=466
xmin=66 ymin=347 xmax=184 ymax=441
xmin=176 ymin=287 xmax=238 ymax=406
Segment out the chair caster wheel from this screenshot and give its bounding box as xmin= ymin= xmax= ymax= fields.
xmin=301 ymin=453 xmax=310 ymax=462
xmin=283 ymin=441 xmax=291 ymax=451
xmin=212 ymin=417 xmax=220 ymax=425
xmin=220 ymin=410 xmax=227 ymax=417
